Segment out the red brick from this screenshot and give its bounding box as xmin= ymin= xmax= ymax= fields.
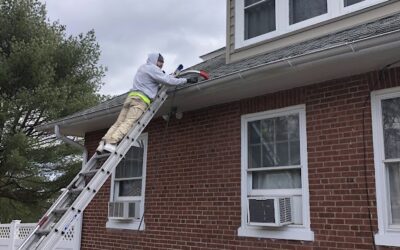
xmin=78 ymin=68 xmax=400 ymax=249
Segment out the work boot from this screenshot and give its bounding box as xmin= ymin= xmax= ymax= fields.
xmin=103 ymin=143 xmax=117 ymax=153
xmin=96 ymin=140 xmax=105 ymax=154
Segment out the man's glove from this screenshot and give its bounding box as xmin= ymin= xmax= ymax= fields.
xmin=186 ymin=77 xmax=198 ymax=84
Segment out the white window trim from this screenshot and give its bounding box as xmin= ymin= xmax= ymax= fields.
xmin=371 ymin=87 xmax=400 ymax=247
xmin=238 ymin=104 xmax=314 ymax=241
xmin=235 ymin=0 xmax=388 ymax=49
xmin=106 ymin=133 xmax=148 ymax=231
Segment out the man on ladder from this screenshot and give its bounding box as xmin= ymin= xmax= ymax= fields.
xmin=97 ymin=52 xmax=198 ymax=153
xmin=18 ymin=52 xmax=208 ymax=250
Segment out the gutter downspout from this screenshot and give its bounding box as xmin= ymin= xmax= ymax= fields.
xmin=55 ymin=125 xmax=88 ymax=168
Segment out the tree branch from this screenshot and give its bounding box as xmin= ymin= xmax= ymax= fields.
xmin=19 ymin=109 xmax=33 ymax=130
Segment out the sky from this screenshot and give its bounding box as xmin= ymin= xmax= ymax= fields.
xmin=41 ymin=0 xmax=226 ymax=95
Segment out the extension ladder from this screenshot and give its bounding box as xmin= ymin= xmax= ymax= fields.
xmin=18 ymin=85 xmax=170 ymax=250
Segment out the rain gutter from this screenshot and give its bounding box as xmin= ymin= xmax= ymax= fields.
xmin=37 ymin=27 xmax=400 ymax=133
xmin=175 ymin=27 xmax=400 ymax=94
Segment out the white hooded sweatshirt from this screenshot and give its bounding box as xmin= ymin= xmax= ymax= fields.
xmin=132 ymin=53 xmax=187 ymax=99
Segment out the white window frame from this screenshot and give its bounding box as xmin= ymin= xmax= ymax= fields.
xmin=235 ymin=0 xmax=388 ymax=48
xmin=106 ymin=133 xmax=148 ymax=231
xmin=238 ymin=104 xmax=314 ymax=241
xmin=371 ymin=87 xmax=400 ymax=247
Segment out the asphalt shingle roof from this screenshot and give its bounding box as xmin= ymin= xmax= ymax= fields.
xmin=43 ymin=13 xmax=400 ymax=125
xmin=189 ymin=13 xmax=400 ymax=80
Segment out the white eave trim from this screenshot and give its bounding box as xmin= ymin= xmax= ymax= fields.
xmin=36 ymin=28 xmax=400 ymax=135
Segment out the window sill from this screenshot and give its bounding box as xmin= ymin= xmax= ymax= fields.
xmin=106 ymin=219 xmax=145 ymax=231
xmin=375 ymin=232 xmax=400 ymax=247
xmin=238 ymin=225 xmax=314 ymax=241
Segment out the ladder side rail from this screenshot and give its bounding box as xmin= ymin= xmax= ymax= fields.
xmin=19 ymin=124 xmax=148 ymax=250
xmin=18 ymin=143 xmax=107 ymax=249
xmin=39 ymin=138 xmax=140 ymax=249
xmin=17 ymin=184 xmax=76 ymax=250
xmin=37 ymin=87 xmax=169 ymax=250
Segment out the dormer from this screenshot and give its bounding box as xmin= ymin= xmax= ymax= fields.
xmin=227 ymin=0 xmax=400 ymax=62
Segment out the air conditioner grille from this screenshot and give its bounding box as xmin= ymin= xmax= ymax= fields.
xmin=279 ymin=197 xmax=292 ymax=223
xmin=249 ymin=199 xmax=275 ymax=223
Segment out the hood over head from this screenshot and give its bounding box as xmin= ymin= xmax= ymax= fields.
xmin=147 ymin=53 xmax=163 ymax=65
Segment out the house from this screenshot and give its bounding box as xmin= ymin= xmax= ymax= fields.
xmin=37 ymin=0 xmax=400 ymax=249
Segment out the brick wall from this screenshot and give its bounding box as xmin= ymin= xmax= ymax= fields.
xmin=81 ymin=67 xmax=400 ymax=250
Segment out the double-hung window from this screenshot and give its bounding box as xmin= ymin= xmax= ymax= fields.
xmin=371 ymin=88 xmax=400 ymax=247
xmin=235 ymin=0 xmax=388 ymax=48
xmin=106 ymin=134 xmax=147 ymax=230
xmin=239 ymin=105 xmax=314 ymax=241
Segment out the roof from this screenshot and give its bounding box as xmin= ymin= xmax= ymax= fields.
xmin=187 ymin=13 xmax=400 ymax=81
xmin=37 ymin=13 xmax=400 ymax=134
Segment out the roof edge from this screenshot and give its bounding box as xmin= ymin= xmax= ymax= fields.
xmin=36 ymin=27 xmax=400 ymax=134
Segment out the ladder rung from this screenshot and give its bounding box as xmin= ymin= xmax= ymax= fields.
xmin=69 ymin=187 xmax=84 ymax=194
xmin=35 ymin=229 xmax=51 ymax=236
xmin=94 ymin=153 xmax=111 ymax=159
xmin=79 ymin=169 xmax=98 ymax=177
xmin=52 ymin=208 xmax=68 ymax=214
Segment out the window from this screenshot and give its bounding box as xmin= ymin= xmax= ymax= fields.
xmin=239 ymin=105 xmax=314 ymax=241
xmin=106 ymin=134 xmax=147 ymax=230
xmin=372 ymin=88 xmax=400 ymax=247
xmin=235 ymin=0 xmax=388 ymax=48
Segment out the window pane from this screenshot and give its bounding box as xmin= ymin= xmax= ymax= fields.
xmin=382 ymin=97 xmax=400 ymax=159
xmin=288 ymin=115 xmax=300 ymax=140
xmin=252 ymin=169 xmax=302 ymax=189
xmin=245 ymin=0 xmax=276 ymax=39
xmin=290 ymin=141 xmax=301 ymax=165
xmin=344 ymin=0 xmax=364 ymax=7
xmin=118 ymin=180 xmax=142 ymax=197
xmin=116 ymin=146 xmax=143 ymax=178
xmin=261 ymin=142 xmax=275 ymax=167
xmin=388 ymin=163 xmax=400 ymax=224
xmin=276 ymin=142 xmax=289 ymax=166
xmin=276 ymin=117 xmax=288 ymax=141
xmin=261 ymin=119 xmax=274 ymax=142
xmin=248 ymin=114 xmax=300 ymax=168
xmin=289 ymin=0 xmax=328 ymax=25
xmin=249 ymin=145 xmax=262 ymax=168
xmin=249 ymin=121 xmax=261 ymax=144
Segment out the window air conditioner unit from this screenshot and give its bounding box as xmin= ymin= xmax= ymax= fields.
xmin=248 ymin=197 xmax=292 ymax=227
xmin=108 ymin=201 xmax=140 ymax=220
